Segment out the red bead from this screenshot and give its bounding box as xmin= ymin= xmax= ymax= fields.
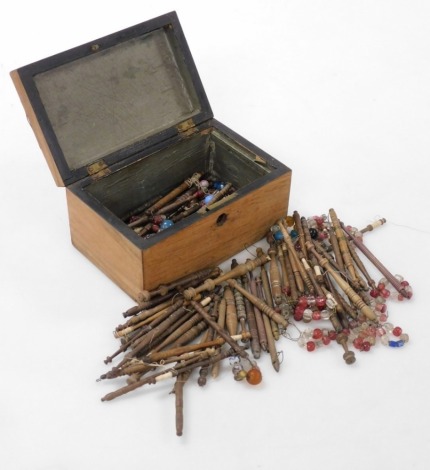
xmin=392 ymin=326 xmax=402 ymax=337
xmin=322 ymin=336 xmax=331 ymax=346
xmin=293 ymin=310 xmax=304 ymax=321
xmin=328 ymin=330 xmax=337 ymax=340
xmin=353 ymin=337 xmax=364 ymax=350
xmin=151 ymin=224 xmax=160 ymax=233
xmin=315 ymin=296 xmax=326 ymax=309
xmin=361 ymin=341 xmax=371 ymax=352
xmin=381 ymin=289 xmax=391 ymax=299
xmin=306 ymin=341 xmax=316 ymax=352
xmin=152 ymin=215 xmax=164 ymax=225
xmin=377 ymin=282 xmax=386 ymax=291
xmin=400 ymin=280 xmax=409 ymax=287
xmin=312 ymin=328 xmax=323 ymax=340
xmin=370 ymin=289 xmax=379 ymax=298
xmin=297 ymin=296 xmax=308 ymax=308
xmin=312 ymin=310 xmax=321 ymax=321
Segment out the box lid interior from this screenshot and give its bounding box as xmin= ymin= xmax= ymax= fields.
xmin=15 ymin=12 xmax=212 ymax=186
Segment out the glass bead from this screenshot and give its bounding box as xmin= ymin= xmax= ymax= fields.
xmin=395 ymin=274 xmax=404 ymax=282
xmin=159 ymin=219 xmax=174 ymax=230
xmin=246 ymin=366 xmax=262 ymax=385
xmin=313 ymin=215 xmax=324 ymax=226
xmin=306 ymin=295 xmax=316 ymax=306
xmin=297 ymin=336 xmax=307 ymax=348
xmin=285 ymin=215 xmax=295 ymax=227
xmin=381 ymin=289 xmax=391 ymax=299
xmin=379 ymin=313 xmax=388 ymax=322
xmin=312 ymin=328 xmax=323 ymax=340
xmin=353 ymin=337 xmax=364 ymax=350
xmin=328 ymin=330 xmax=337 ymax=340
xmin=315 ymin=296 xmax=326 ymax=309
xmin=320 ymin=309 xmax=331 ymax=320
xmin=322 ymin=336 xmax=331 ymax=346
xmin=199 ymin=179 xmax=209 ymax=188
xmin=380 ymin=335 xmax=389 ymax=346
xmin=397 ymin=294 xmax=404 ymax=302
xmin=152 ymin=215 xmax=165 ymax=225
xmin=400 ymin=280 xmax=409 ymax=287
xmin=303 ymin=309 xmax=313 ymax=322
xmin=297 ymin=296 xmax=308 ymax=308
xmin=309 ymin=228 xmax=318 ymax=239
xmin=376 ymin=327 xmax=386 ymax=337
xmin=318 ymin=231 xmax=328 ymax=241
xmin=213 ymin=181 xmax=225 ymax=190
xmin=312 ymin=311 xmax=321 ymax=321
xmin=303 ymin=328 xmax=313 ymax=338
xmin=290 ymin=229 xmax=298 ymax=239
xmin=204 ymin=194 xmax=214 ymax=205
xmin=392 ymin=326 xmax=402 ymax=337
xmin=294 ymin=309 xmax=304 ymax=322
xmin=378 ymin=278 xmax=388 ymax=288
xmin=273 ymin=230 xmax=283 ymax=241
xmin=370 ymin=289 xmax=379 ymax=298
xmin=306 ymin=341 xmax=316 ymax=352
xmin=388 ymin=340 xmax=405 ymax=348
xmin=361 ymin=341 xmax=371 ymax=352
xmin=399 ymin=333 xmax=409 ymax=343
xmin=384 ymin=322 xmax=394 ymax=333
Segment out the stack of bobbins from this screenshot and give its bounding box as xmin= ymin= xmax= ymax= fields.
xmin=99 ymin=209 xmax=413 ymax=436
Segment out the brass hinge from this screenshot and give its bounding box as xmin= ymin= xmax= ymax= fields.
xmin=177 ymin=118 xmax=198 ymax=137
xmin=86 ymin=159 xmax=111 ymax=180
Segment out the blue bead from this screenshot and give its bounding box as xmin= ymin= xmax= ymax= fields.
xmin=160 ymin=219 xmax=174 ymax=230
xmin=388 ymin=340 xmax=405 ymax=348
xmin=273 ymin=230 xmax=284 ymax=241
xmin=204 ymin=194 xmax=214 ymax=205
xmin=213 ymin=181 xmax=225 ymax=190
xmin=290 ymin=229 xmax=298 ymax=239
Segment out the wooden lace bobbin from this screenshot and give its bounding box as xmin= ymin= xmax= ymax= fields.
xmin=211 ymin=296 xmax=227 ymax=378
xmin=123 ymin=194 xmax=162 ymax=223
xmin=145 ymin=172 xmax=203 ymax=215
xmin=191 ymin=299 xmax=250 ymax=362
xmin=138 ymin=267 xmax=221 ymax=302
xmin=255 ymin=274 xmax=280 ymax=372
xmin=241 ymin=272 xmax=261 ymax=360
xmin=227 ymin=279 xmax=288 ymax=329
xmin=359 ymin=218 xmax=386 ymax=235
xmin=342 ymin=224 xmax=411 ymax=299
xmin=182 ymin=253 xmax=270 ymax=300
xmin=197 ymin=297 xmax=220 ymax=386
xmin=230 ymin=260 xmax=250 ymax=341
xmin=281 ymin=243 xmax=298 ymax=301
xmin=171 ymin=202 xmax=200 ymax=223
xmin=276 ymin=243 xmax=291 ymax=294
xmin=328 ymin=228 xmax=345 ymax=272
xmin=224 ymin=286 xmax=238 ymax=336
xmin=345 ymin=238 xmax=375 ymax=291
xmin=321 ymin=280 xmax=350 ymax=330
xmin=287 ymin=245 xmax=305 ymax=294
xmin=293 ymin=210 xmax=308 ymax=259
xmin=116 ymin=298 xmax=185 ymax=337
xmin=329 ymin=208 xmax=361 ymax=289
xmin=267 ymin=245 xmax=283 ymax=305
xmin=248 ymin=274 xmax=268 ymax=351
xmin=123 ymin=292 xmax=176 ymax=318
xmin=301 ymin=257 xmax=325 ymax=298
xmin=173 ymin=370 xmax=192 ymax=436
xmin=336 ymin=332 xmax=356 ymax=365
xmin=278 ymin=219 xmax=314 ymax=294
xmin=154 ymin=192 xmax=198 ymax=216
xmin=259 ymin=262 xmax=280 ymax=340
xmin=305 ymin=241 xmax=376 ymax=321
xmin=104 ymin=325 xmax=152 ymax=365
xmin=101 ymin=347 xmax=236 ymax=403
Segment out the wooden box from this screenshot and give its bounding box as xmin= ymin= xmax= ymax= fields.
xmin=11 ymin=11 xmax=292 ymax=300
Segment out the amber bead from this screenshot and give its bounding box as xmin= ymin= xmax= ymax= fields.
xmin=246 ymin=366 xmax=263 ymax=385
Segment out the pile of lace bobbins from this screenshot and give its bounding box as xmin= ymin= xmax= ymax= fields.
xmin=98 ymin=208 xmax=413 ymax=436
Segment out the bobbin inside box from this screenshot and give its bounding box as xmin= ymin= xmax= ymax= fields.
xmin=83 ymin=127 xmax=272 ymax=225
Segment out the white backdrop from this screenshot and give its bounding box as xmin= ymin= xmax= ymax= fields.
xmin=1 ymin=1 xmax=430 ymax=469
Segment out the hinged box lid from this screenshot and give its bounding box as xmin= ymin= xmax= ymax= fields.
xmin=11 ymin=11 xmax=213 ymax=186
